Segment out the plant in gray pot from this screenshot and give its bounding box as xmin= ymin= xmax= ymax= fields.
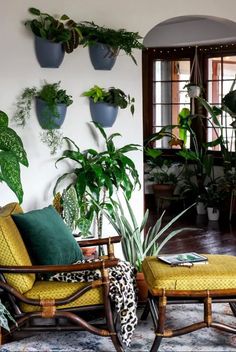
xmin=77 ymin=21 xmax=144 ymax=70
xmin=25 ymin=8 xmax=82 ymax=68
xmin=82 ymin=85 xmax=135 ymax=127
xmin=13 ymin=82 xmax=73 ymax=154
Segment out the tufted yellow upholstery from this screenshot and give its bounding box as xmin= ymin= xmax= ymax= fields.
xmin=20 ymin=280 xmax=103 ymax=312
xmin=0 ymin=203 xmax=35 ymax=294
xmin=142 ymin=255 xmax=236 ymax=294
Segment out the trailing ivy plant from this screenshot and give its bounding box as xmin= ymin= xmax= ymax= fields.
xmin=0 ymin=111 xmax=28 ymax=203
xmin=54 ymin=122 xmax=141 ymax=240
xmin=25 ymin=8 xmax=82 ymax=53
xmin=13 ymin=82 xmax=73 ymax=154
xmin=77 ymin=21 xmax=144 ymax=64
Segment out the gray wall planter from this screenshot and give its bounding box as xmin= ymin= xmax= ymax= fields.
xmin=34 ymin=36 xmax=65 ymax=68
xmin=89 ymin=100 xmax=118 ymax=127
xmin=89 ymin=43 xmax=117 ymax=70
xmin=35 ymin=98 xmax=67 ymax=129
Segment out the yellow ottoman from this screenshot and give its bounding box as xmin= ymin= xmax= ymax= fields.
xmin=141 ymin=254 xmax=236 ymax=352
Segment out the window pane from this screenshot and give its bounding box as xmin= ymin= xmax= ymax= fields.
xmin=223 ymin=56 xmax=236 ymax=79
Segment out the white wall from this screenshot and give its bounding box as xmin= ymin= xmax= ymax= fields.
xmin=1 ymin=0 xmax=236 ymax=219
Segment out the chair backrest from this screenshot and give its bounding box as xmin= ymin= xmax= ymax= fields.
xmin=0 ymin=203 xmax=35 ymax=294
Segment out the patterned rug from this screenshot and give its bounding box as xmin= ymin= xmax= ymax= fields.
xmin=1 ymin=303 xmax=236 ymax=352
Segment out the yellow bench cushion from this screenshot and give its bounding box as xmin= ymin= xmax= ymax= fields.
xmin=0 ymin=203 xmax=35 ymax=294
xmin=142 ymin=255 xmax=236 ymax=293
xmin=20 ymin=280 xmax=103 ymax=312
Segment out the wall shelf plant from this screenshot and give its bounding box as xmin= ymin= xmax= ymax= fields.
xmin=14 ymin=81 xmax=73 ymax=154
xmin=82 ymin=85 xmax=135 ymax=127
xmin=25 ymin=8 xmax=82 ymax=68
xmin=77 ymin=21 xmax=144 ymax=70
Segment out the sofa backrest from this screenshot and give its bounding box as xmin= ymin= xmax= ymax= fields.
xmin=0 ymin=203 xmax=35 ymax=294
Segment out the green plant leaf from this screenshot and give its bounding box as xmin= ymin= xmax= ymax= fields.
xmin=0 ymin=152 xmax=24 ymax=203
xmin=28 ymin=7 xmax=41 ymax=16
xmin=0 ymin=127 xmax=28 ymax=166
xmin=0 ymin=111 xmax=8 ymax=127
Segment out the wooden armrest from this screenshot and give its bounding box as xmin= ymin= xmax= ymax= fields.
xmin=0 ymin=258 xmax=119 ymax=274
xmin=78 ymin=236 xmax=121 ymax=259
xmin=77 ymin=236 xmax=121 ymax=247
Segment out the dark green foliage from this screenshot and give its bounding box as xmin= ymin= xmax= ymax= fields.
xmin=38 ymin=82 xmax=73 ymax=108
xmin=222 ymin=90 xmax=236 ymax=114
xmin=54 ymin=122 xmax=140 ymax=237
xmin=77 ymin=21 xmax=144 ymax=64
xmin=82 ymin=85 xmax=135 ymax=115
xmin=0 ymin=111 xmax=28 ymax=203
xmin=25 ymin=8 xmax=82 ymax=53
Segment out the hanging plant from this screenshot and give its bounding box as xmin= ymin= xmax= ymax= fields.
xmin=13 ymin=82 xmax=73 ymax=154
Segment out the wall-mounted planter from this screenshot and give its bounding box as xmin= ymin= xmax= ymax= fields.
xmin=35 ymin=98 xmax=67 ymax=129
xmin=89 ymin=99 xmax=118 ymax=127
xmin=89 ymin=43 xmax=117 ymax=70
xmin=34 ymin=36 xmax=65 ymax=68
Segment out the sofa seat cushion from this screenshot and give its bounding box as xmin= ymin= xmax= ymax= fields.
xmin=12 ymin=206 xmax=84 ymax=275
xmin=20 ymin=280 xmax=103 ymax=312
xmin=142 ymin=254 xmax=236 ymax=294
xmin=0 ymin=203 xmax=35 ymax=294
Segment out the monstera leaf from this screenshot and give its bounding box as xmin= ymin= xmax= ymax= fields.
xmin=0 ymin=111 xmax=8 ymax=127
xmin=0 ymin=152 xmax=24 ymax=203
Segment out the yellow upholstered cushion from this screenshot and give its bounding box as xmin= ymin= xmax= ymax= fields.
xmin=142 ymin=255 xmax=236 ymax=293
xmin=20 ymin=280 xmax=103 ymax=312
xmin=0 ymin=203 xmax=35 ymax=294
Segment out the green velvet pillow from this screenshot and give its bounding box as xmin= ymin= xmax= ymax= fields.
xmin=12 ymin=205 xmax=84 ymax=269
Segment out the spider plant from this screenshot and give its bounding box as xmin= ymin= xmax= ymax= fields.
xmin=99 ymin=195 xmax=197 ymax=272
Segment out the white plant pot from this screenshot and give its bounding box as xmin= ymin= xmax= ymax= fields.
xmin=187 ymin=85 xmax=201 ymax=98
xmin=196 ymin=202 xmax=206 ymax=215
xmin=207 ymin=207 xmax=220 ymax=221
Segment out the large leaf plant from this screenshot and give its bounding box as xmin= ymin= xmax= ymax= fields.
xmin=54 ymin=122 xmax=140 ymax=239
xmin=0 ymin=111 xmax=28 ymax=203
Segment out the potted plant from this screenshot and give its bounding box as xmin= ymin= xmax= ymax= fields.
xmin=205 ymin=182 xmax=224 ymax=221
xmin=77 ymin=21 xmax=144 ymax=70
xmin=25 ymin=8 xmax=82 ymax=67
xmin=82 ymin=85 xmax=135 ymax=127
xmin=184 ymin=83 xmax=201 ymax=98
xmin=0 ymin=110 xmax=28 ymax=204
xmin=0 ymin=299 xmax=17 ymax=332
xmin=53 ymin=122 xmax=141 ymax=244
xmin=14 ymin=82 xmax=73 ymax=154
xmin=99 ymin=195 xmax=196 ymax=301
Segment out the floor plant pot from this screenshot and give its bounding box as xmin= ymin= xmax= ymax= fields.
xmin=89 ymin=100 xmax=118 ymax=127
xmin=136 ymin=272 xmax=148 ymax=303
xmin=34 ymin=36 xmax=65 ymax=68
xmin=35 ymin=98 xmax=67 ymax=129
xmin=207 ymin=207 xmax=220 ymax=221
xmin=196 ymin=201 xmax=207 ymax=215
xmin=89 ymin=43 xmax=117 ymax=70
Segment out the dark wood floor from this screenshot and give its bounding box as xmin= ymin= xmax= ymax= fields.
xmin=147 ymin=195 xmax=236 ymax=256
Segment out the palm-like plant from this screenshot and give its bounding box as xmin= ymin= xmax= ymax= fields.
xmin=100 ymin=196 xmax=197 ymax=272
xmin=54 ymin=122 xmax=141 ymax=239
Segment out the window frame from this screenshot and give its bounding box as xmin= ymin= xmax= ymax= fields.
xmin=143 ymin=43 xmax=236 ymax=156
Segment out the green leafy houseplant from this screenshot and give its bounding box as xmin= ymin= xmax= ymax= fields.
xmin=54 ymin=122 xmax=141 ymax=240
xmin=14 ymin=82 xmax=73 ymax=154
xmin=100 ymin=195 xmax=196 ymax=272
xmin=25 ymin=8 xmax=82 ymax=53
xmin=82 ymin=85 xmax=135 ymax=115
xmin=77 ymin=21 xmax=144 ymax=64
xmin=0 ymin=111 xmax=28 ymax=203
xmin=0 ymin=299 xmax=17 ymax=332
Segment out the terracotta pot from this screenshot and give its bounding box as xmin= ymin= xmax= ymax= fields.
xmin=136 ymin=272 xmax=148 ymax=303
xmin=81 ymin=247 xmax=97 ymax=259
